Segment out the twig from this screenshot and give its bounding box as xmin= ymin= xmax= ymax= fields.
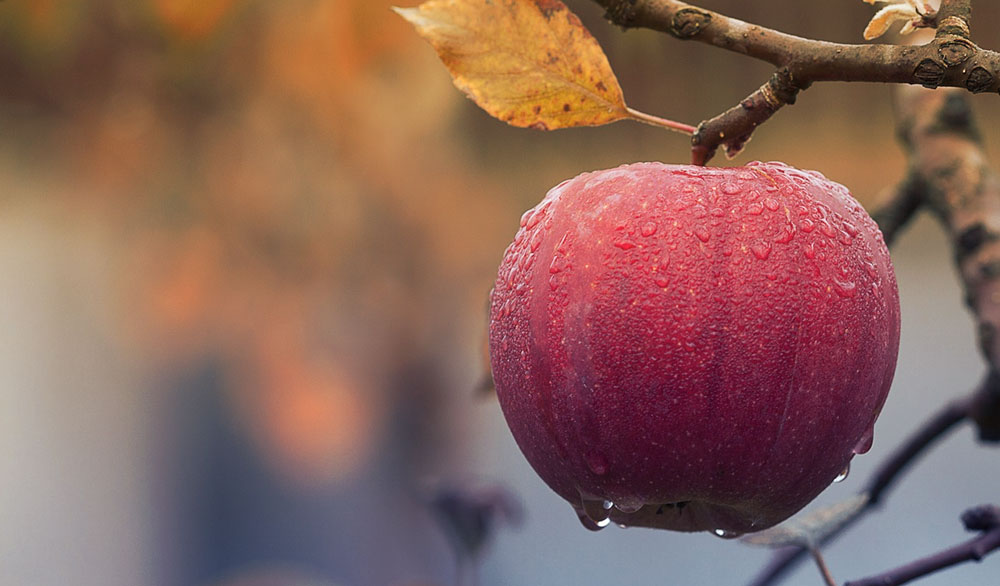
xmin=868 ymin=177 xmax=923 ymax=248
xmin=844 ymin=504 xmax=1000 ymax=586
xmin=590 ymin=0 xmax=997 ymax=162
xmin=808 ymin=545 xmax=838 ymax=586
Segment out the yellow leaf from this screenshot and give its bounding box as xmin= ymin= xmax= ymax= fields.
xmin=393 ymin=0 xmax=629 ymax=130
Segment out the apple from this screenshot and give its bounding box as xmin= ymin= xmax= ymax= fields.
xmin=489 ymin=162 xmax=900 ymax=535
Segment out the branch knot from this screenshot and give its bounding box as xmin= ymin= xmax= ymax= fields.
xmin=671 ymin=8 xmax=711 ymax=39
xmin=961 ymin=504 xmax=1000 ymax=532
xmin=603 ymin=0 xmax=638 ymax=28
xmin=966 ymin=67 xmax=993 ymax=94
xmin=914 ymin=58 xmax=946 ymax=88
xmin=938 ymin=37 xmax=976 ymax=67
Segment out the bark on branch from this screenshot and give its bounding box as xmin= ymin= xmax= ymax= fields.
xmin=877 ymin=86 xmax=1000 ymax=442
xmin=590 ymin=0 xmax=998 ymax=163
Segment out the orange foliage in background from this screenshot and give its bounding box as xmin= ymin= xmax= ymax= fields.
xmin=0 ymin=0 xmax=513 ymax=486
xmin=154 ymin=0 xmax=240 ymax=41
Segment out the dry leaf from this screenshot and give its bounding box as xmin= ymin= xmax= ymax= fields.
xmin=394 ymin=0 xmax=630 ymax=130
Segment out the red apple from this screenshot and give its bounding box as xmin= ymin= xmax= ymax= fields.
xmin=489 ymin=162 xmax=900 ymax=535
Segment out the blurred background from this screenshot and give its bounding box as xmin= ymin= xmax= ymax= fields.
xmin=0 ymin=1 xmax=999 ymax=585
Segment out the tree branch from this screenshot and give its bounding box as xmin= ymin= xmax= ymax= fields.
xmin=590 ymin=0 xmax=1000 ymax=163
xmin=844 ymin=504 xmax=1000 ymax=586
xmin=881 ymin=86 xmax=1000 ymax=442
xmin=869 ymin=176 xmax=924 ymax=248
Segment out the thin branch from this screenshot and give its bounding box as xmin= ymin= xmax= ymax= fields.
xmin=934 ymin=0 xmax=973 ymax=39
xmin=690 ymin=68 xmax=801 ymax=165
xmin=808 ymin=545 xmax=838 ymax=586
xmin=590 ymin=0 xmax=999 ymax=162
xmin=844 ymin=504 xmax=1000 ymax=586
xmin=869 ymin=177 xmax=924 ymax=247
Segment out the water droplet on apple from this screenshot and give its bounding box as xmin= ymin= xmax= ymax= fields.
xmin=641 ymin=222 xmax=657 ymax=237
xmin=819 ymin=220 xmax=837 ymax=238
xmin=713 ymin=529 xmax=741 ymax=539
xmin=800 ymin=218 xmax=815 ymax=233
xmin=530 ymin=230 xmax=544 ymax=251
xmin=747 ymin=202 xmax=764 ymax=216
xmin=695 ymin=228 xmax=711 ymax=243
xmin=834 ymin=462 xmax=850 ymax=483
xmin=526 ymin=210 xmax=545 ymax=231
xmin=586 ymin=452 xmax=609 ymax=475
xmin=614 ymin=240 xmax=636 ymax=250
xmin=775 ymin=225 xmax=795 ymax=244
xmin=804 ymin=243 xmax=816 ymax=259
xmin=578 ymin=495 xmax=613 ymax=530
xmin=751 ymin=242 xmax=772 ymax=260
xmin=655 ymin=277 xmax=670 ymax=288
xmin=833 ymin=279 xmax=857 ymax=298
xmin=763 ymin=197 xmax=780 ymax=212
xmin=722 ymin=182 xmax=741 ymax=195
xmin=556 ymin=232 xmax=571 ymax=254
xmin=614 ymin=499 xmax=644 ymax=514
xmin=574 ymin=507 xmax=607 ymax=531
xmin=853 ymin=427 xmax=875 ymax=455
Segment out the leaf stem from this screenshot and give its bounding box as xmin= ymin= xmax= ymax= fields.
xmin=625 ymin=106 xmax=697 ymax=135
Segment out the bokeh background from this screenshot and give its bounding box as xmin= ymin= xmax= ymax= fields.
xmin=1 ymin=1 xmax=999 ymax=585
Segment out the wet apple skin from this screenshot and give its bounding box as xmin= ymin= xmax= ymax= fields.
xmin=489 ymin=162 xmax=900 ymax=534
